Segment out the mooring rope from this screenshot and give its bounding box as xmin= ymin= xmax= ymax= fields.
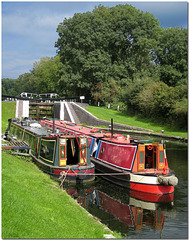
xmin=85 ymin=172 xmax=128 ymax=176
xmin=59 ymin=165 xmax=71 ymax=188
xmin=59 ymin=170 xmax=128 ymax=187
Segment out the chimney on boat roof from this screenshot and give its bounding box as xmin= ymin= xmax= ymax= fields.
xmin=111 ymin=118 xmax=113 ymax=138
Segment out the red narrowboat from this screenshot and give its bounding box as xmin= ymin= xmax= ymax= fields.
xmin=40 ymin=119 xmax=178 ymax=196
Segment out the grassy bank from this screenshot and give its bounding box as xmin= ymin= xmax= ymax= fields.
xmin=2 ymin=151 xmax=120 ymax=238
xmin=87 ymin=106 xmax=187 ymax=138
xmin=1 ymin=102 xmax=121 ymax=238
xmin=1 ymin=102 xmax=16 ymax=133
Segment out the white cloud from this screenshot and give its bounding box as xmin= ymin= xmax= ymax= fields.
xmin=2 ymin=8 xmax=69 ymax=78
xmin=3 ymin=13 xmax=63 ymax=38
xmin=2 ymin=1 xmax=187 ymax=79
xmin=3 ymin=15 xmax=30 ymax=36
xmin=2 ymin=50 xmax=40 ymax=79
xmin=3 ymin=57 xmax=37 ymax=71
xmin=35 ymin=15 xmax=64 ymax=29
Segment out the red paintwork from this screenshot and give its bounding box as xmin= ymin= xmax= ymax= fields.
xmin=88 ymin=137 xmax=93 ymax=147
xmin=130 ymin=182 xmax=174 ymax=194
xmin=130 ymin=190 xmax=174 ymax=203
xmin=40 ymin=120 xmax=131 ymax=144
xmin=97 ymin=140 xmax=137 ymax=170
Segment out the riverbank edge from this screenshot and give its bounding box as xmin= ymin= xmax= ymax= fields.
xmin=88 ymin=126 xmax=188 ymax=143
xmin=1 ymin=151 xmax=121 ymax=239
xmin=79 ymin=104 xmax=187 ymax=142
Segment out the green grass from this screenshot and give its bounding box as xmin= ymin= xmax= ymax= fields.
xmin=1 ymin=102 xmax=121 ymax=238
xmin=2 ymin=151 xmax=120 ymax=238
xmin=87 ymin=106 xmax=187 ymax=138
xmin=1 ymin=102 xmax=16 ymax=133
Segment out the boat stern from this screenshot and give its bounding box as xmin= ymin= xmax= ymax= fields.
xmin=131 ymin=141 xmax=178 ymax=195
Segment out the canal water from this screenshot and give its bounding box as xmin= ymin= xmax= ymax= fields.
xmin=64 ymin=140 xmax=188 ymax=239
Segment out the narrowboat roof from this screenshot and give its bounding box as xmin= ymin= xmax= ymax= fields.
xmin=11 ymin=120 xmax=67 ymax=138
xmin=41 ymin=119 xmax=137 ymax=144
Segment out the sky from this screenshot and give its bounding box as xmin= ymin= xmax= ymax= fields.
xmin=1 ymin=1 xmax=188 ymax=79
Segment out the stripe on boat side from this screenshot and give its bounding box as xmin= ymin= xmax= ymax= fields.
xmin=130 ymin=173 xmax=159 ymax=185
xmin=89 ymin=137 xmax=95 ymax=155
xmin=95 ymin=140 xmax=102 ymax=158
xmin=130 ymin=144 xmax=138 ymax=171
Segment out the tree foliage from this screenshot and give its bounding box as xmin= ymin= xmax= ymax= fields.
xmin=55 ymin=4 xmax=161 ymax=97
xmin=2 ymin=4 xmax=187 ymax=129
xmin=2 ymin=78 xmax=17 ymax=96
xmin=30 ymin=56 xmax=61 ymax=93
xmin=156 ymin=27 xmax=188 ymax=87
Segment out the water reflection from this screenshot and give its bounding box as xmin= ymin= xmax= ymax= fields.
xmin=63 ymin=141 xmax=187 ymax=238
xmin=64 ymin=180 xmax=175 ymax=238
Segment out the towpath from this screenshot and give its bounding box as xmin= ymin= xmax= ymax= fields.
xmin=65 ymin=102 xmax=187 ymax=143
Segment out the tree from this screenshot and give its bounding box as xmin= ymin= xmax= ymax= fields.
xmin=31 ymin=56 xmax=61 ymax=94
xmin=55 ymin=4 xmax=161 ymax=99
xmin=2 ymin=78 xmax=17 ymax=95
xmin=15 ymin=73 xmax=36 ymax=94
xmin=156 ymin=27 xmax=188 ymax=87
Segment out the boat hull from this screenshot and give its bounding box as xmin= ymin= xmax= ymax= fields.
xmin=91 ymin=157 xmax=174 ymax=196
xmin=32 ymin=154 xmax=95 ymax=183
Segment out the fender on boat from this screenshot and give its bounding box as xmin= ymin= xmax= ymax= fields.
xmin=158 ymin=175 xmax=178 ymax=186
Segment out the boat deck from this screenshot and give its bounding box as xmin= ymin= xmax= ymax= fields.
xmin=2 ymin=133 xmax=31 ymax=155
xmin=14 ymin=121 xmax=63 ymax=137
xmin=2 ymin=139 xmax=30 ymax=150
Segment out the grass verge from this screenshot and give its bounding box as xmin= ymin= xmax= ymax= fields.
xmin=2 ymin=151 xmax=121 ymax=238
xmin=87 ymin=106 xmax=187 ymax=138
xmin=1 ymin=102 xmax=16 ymax=133
xmin=1 ymin=102 xmax=121 ymax=238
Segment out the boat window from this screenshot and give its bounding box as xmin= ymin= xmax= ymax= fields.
xmin=15 ymin=126 xmax=23 ymax=140
xmin=40 ymin=139 xmax=56 ymax=163
xmin=9 ymin=124 xmax=15 ymax=136
xmin=31 ymin=137 xmax=36 ymax=154
xmin=23 ymin=132 xmax=35 ymax=152
xmin=14 ymin=126 xmax=18 ymax=137
xmin=14 ymin=126 xmax=19 ymax=138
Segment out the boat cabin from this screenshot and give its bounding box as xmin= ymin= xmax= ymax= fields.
xmin=134 ymin=141 xmax=167 ymax=173
xmin=39 ymin=119 xmax=169 ymax=175
xmin=7 ymin=119 xmax=90 ymax=169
